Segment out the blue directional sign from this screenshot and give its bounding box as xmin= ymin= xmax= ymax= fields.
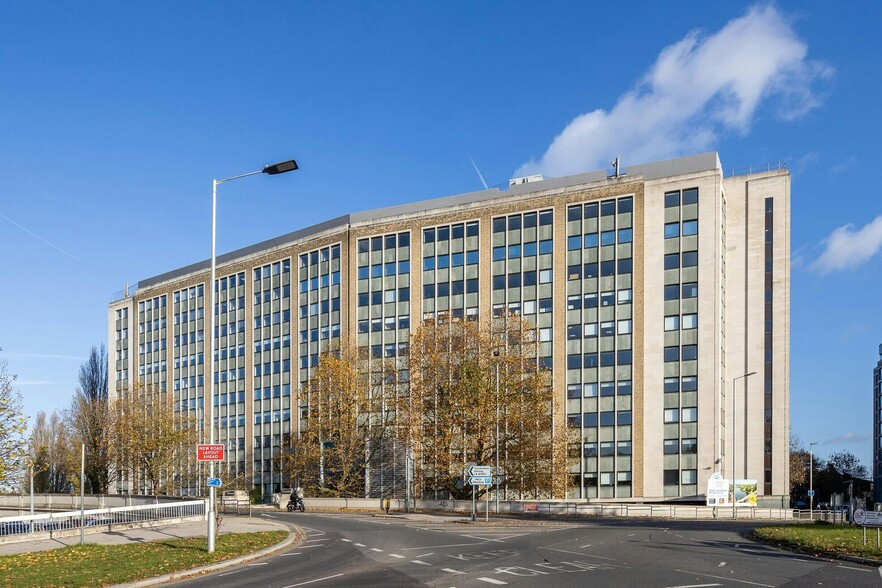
xmin=207 ymin=477 xmax=222 ymax=488
xmin=807 ymin=489 xmax=814 ymax=497
xmin=468 ymin=476 xmax=493 ymax=485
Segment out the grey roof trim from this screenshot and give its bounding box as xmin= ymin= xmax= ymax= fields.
xmin=136 ymin=152 xmax=720 ymax=291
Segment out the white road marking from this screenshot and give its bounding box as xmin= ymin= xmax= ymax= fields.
xmin=218 ymin=570 xmax=243 ymax=577
xmin=247 ymin=562 xmax=268 ymax=566
xmin=666 ymin=584 xmax=721 ymax=588
xmin=718 ymin=562 xmax=726 ymax=567
xmin=412 ymin=560 xmax=431 ymax=565
xmin=389 ymin=554 xmax=405 ymax=559
xmin=306 ymin=538 xmax=328 ymax=542
xmin=580 ymin=544 xmax=592 ymax=548
xmin=415 ymin=552 xmax=434 ymax=557
xmin=674 ymin=570 xmax=774 ymax=587
xmin=371 ymin=548 xmax=383 ymax=552
xmin=282 ymin=573 xmax=344 ymax=588
xmin=299 ymin=545 xmax=324 ymax=549
xmin=354 ymin=543 xmax=366 ymax=547
xmin=278 ymin=552 xmax=302 ymax=556
xmin=477 ymin=578 xmax=507 ymax=585
xmin=838 ymin=565 xmax=872 ymax=572
xmin=879 ymin=565 xmax=882 ymax=579
xmin=261 ymin=514 xmax=277 ymax=518
xmin=442 ymin=568 xmax=465 ymax=574
xmin=539 ymin=546 xmax=617 ymax=561
xmin=403 ymin=540 xmax=486 ymax=549
xmin=340 ymin=538 xmax=351 ymax=542
xmin=628 ymin=533 xmax=636 ymax=537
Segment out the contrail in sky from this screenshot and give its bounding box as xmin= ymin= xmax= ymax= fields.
xmin=0 ymin=213 xmax=79 ymax=260
xmin=468 ymin=153 xmax=489 ymax=190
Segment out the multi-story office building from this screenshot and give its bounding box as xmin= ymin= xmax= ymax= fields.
xmin=874 ymin=344 xmax=882 ymax=505
xmin=108 ymin=152 xmax=790 ymax=503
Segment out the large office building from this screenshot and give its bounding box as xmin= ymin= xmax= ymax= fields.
xmin=108 ymin=152 xmax=790 ymax=503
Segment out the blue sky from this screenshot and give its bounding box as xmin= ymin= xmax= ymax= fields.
xmin=1 ymin=2 xmax=880 ymax=469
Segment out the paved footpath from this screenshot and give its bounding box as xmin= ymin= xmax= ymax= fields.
xmin=0 ymin=514 xmax=290 ymax=556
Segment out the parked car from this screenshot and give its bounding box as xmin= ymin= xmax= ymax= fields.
xmin=0 ymin=521 xmax=33 ymax=536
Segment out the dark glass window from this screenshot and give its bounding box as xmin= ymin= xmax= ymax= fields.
xmin=567 ymin=325 xmax=581 ymax=340
xmin=358 ymin=239 xmax=369 ymax=253
xmin=539 ymin=239 xmax=553 ymax=254
xmin=584 ymin=353 xmax=598 ymax=368
xmin=682 ymin=188 xmax=698 ymax=205
xmin=682 ymin=438 xmax=698 ymax=454
xmin=601 ymin=201 xmax=616 ymax=216
xmin=664 ymin=223 xmax=680 ymax=239
xmin=682 ymin=282 xmax=698 ymax=298
xmin=508 ymin=215 xmax=521 ymax=230
xmin=399 ymin=232 xmax=410 ymax=247
xmin=424 ymin=229 xmax=435 ymax=243
xmin=600 ymin=351 xmax=616 ymax=366
xmin=493 ymin=246 xmax=505 ymax=261
xmin=618 ymin=228 xmax=632 ymax=243
xmin=681 ymin=376 xmax=698 ymax=392
xmin=682 ymin=220 xmax=698 ymax=236
xmin=601 ymin=260 xmax=616 ymax=276
xmin=523 ymin=212 xmax=537 ymax=228
xmin=618 ymin=258 xmax=633 ymax=274
xmin=507 ymin=273 xmax=521 ymax=288
xmin=664 ymin=254 xmax=680 ymax=270
xmin=664 ymin=191 xmax=680 ymax=208
xmin=568 ymin=206 xmax=581 ymax=221
xmin=437 ymin=282 xmax=450 ymax=297
xmin=568 ymin=235 xmax=582 ymax=250
xmin=523 ymin=242 xmax=536 ymax=257
xmin=617 ymin=411 xmax=632 ymax=425
xmin=600 ymin=411 xmax=615 ymax=426
xmin=451 ymin=224 xmax=464 ymax=239
xmin=618 ymin=350 xmax=632 ymax=365
xmin=466 ymin=222 xmax=479 ymax=237
xmin=682 ymin=251 xmax=698 ymax=267
xmin=584 ymin=263 xmax=599 ymax=278
xmin=664 ymin=347 xmax=679 ymax=362
xmin=600 ymin=381 xmax=615 ymax=396
xmin=618 ymin=380 xmax=632 ymax=395
xmin=584 ymin=233 xmax=598 ymax=248
xmin=664 ymin=377 xmax=679 ymax=393
xmin=682 ymin=345 xmax=698 ymax=361
xmin=584 ymin=203 xmax=598 ymax=218
xmin=567 ymin=354 xmax=581 ymax=370
xmin=385 ymin=234 xmax=396 ymax=249
xmin=618 ymin=197 xmax=633 ymax=213
xmin=423 ymin=284 xmax=435 ymax=298
xmin=664 ymin=470 xmax=679 ymax=485
xmin=492 ymin=275 xmax=505 ymax=290
xmin=664 ymin=284 xmax=680 ymax=300
xmin=583 ymin=413 xmax=598 ymax=427
xmin=539 ymin=210 xmax=553 ymax=225
xmin=664 ymin=440 xmax=679 ymax=455
xmin=492 ymin=217 xmax=506 ymax=233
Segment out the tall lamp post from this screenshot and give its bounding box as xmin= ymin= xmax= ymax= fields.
xmin=809 ymin=441 xmax=817 ymax=520
xmin=493 ymin=349 xmax=500 ymax=515
xmin=731 ymin=371 xmax=756 ymax=517
xmin=207 ymin=159 xmax=298 ymax=553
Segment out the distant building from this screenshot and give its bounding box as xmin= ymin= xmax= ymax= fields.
xmin=108 ymin=152 xmax=790 ymax=503
xmin=874 ymin=344 xmax=882 ymax=505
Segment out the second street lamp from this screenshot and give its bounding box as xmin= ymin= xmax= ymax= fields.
xmin=731 ymin=371 xmax=756 ymax=517
xmin=207 ymin=159 xmax=298 ymax=553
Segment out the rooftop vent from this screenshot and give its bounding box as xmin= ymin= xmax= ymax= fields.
xmin=508 ymin=174 xmax=544 ymax=187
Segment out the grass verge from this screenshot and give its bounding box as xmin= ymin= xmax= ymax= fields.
xmin=753 ymin=522 xmax=882 ymax=560
xmin=0 ymin=530 xmax=287 ymax=588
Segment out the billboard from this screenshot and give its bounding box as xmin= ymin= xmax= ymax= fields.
xmin=706 ymin=473 xmax=758 ymax=507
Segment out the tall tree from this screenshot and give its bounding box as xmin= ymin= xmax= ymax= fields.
xmin=286 ymin=346 xmax=400 ymax=497
xmin=67 ymin=345 xmax=110 ymax=493
xmin=110 ymin=383 xmax=196 ymax=496
xmin=29 ymin=410 xmax=74 ymax=493
xmin=0 ymin=349 xmax=28 ymax=489
xmin=828 ymin=450 xmax=869 ymax=479
xmin=405 ymin=316 xmax=568 ymax=500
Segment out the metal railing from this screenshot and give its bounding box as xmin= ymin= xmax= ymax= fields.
xmin=726 ymin=161 xmax=787 ymax=177
xmin=0 ymin=499 xmax=205 ymax=541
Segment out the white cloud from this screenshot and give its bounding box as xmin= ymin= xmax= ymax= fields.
xmin=812 ymin=215 xmax=882 ymax=274
xmin=516 ymin=5 xmax=831 ymax=178
xmin=825 ymin=432 xmax=871 ymax=444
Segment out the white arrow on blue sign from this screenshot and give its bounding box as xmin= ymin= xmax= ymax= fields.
xmin=207 ymin=477 xmax=222 ymax=488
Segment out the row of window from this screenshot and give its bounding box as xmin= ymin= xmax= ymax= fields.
xmin=568 ymin=410 xmax=633 ymax=427
xmin=567 ymin=380 xmax=632 ymax=398
xmin=567 ymin=197 xmax=633 ymax=221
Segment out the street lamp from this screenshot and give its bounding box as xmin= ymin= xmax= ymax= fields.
xmin=207 ymin=159 xmax=298 ymax=553
xmin=731 ymin=371 xmax=756 ymax=517
xmin=493 ymin=349 xmax=500 ymax=515
xmin=809 ymin=441 xmax=817 ymax=520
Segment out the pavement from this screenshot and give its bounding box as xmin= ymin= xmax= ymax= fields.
xmin=0 ymin=513 xmax=293 ymax=556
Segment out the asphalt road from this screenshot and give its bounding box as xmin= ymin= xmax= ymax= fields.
xmin=172 ymin=512 xmax=882 ymax=587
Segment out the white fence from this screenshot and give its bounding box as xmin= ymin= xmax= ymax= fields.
xmin=0 ymin=500 xmax=206 ymax=544
xmin=295 ymin=497 xmax=802 ymax=521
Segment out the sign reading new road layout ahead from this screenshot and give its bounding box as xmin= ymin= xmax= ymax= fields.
xmin=197 ymin=444 xmax=225 ymax=461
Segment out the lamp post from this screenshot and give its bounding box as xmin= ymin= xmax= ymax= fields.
xmin=207 ymin=159 xmax=298 ymax=553
xmin=809 ymin=441 xmax=817 ymax=520
xmin=731 ymin=371 xmax=756 ymax=517
xmin=494 ymin=350 xmax=500 ymax=515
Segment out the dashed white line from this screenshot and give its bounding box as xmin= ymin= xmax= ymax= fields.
xmin=389 ymin=554 xmax=405 ymax=559
xmin=674 ymin=570 xmax=773 ymax=587
xmin=299 ymin=545 xmax=323 ymax=548
xmin=306 ymin=538 xmax=328 ymax=542
xmin=371 ymin=548 xmax=383 ymax=552
xmin=281 ymin=573 xmax=344 ymax=588
xmin=718 ymin=562 xmax=726 ymax=567
xmin=218 ymin=570 xmax=243 ymax=577
xmin=412 ymin=560 xmax=431 ymax=566
xmin=278 ymin=552 xmax=302 ymax=556
xmin=247 ymin=562 xmax=268 ymax=566
xmin=442 ymin=568 xmax=465 ymax=574
xmin=477 ymin=578 xmax=507 ymax=585
xmin=340 ymin=538 xmax=351 ymax=542
xmin=666 ymin=584 xmax=721 ymax=588
xmin=354 ymin=543 xmax=366 ymax=547
xmin=838 ymin=564 xmax=872 ymax=572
